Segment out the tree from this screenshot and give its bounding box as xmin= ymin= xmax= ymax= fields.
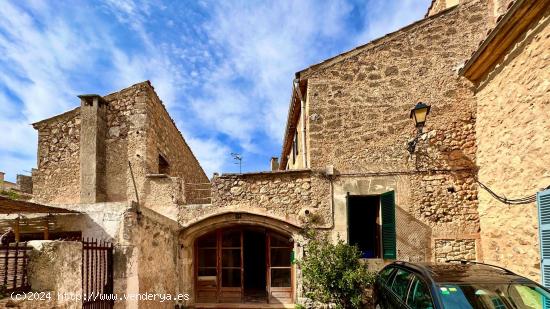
xmin=299 ymin=230 xmax=375 ymax=309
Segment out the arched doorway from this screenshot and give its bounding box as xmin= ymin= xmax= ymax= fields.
xmin=195 ymin=226 xmax=294 ymax=305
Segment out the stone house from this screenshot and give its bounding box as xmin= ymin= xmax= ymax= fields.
xmin=0 ymin=0 xmax=549 ymax=308
xmin=459 ymin=0 xmax=550 ymax=281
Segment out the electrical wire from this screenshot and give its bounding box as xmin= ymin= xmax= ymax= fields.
xmin=475 ymin=177 xmax=549 ymax=205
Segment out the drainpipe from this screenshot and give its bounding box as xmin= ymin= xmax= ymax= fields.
xmin=293 ymin=79 xmax=308 ymax=168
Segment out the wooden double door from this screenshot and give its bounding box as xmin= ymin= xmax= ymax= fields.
xmin=195 ymin=227 xmax=293 ymax=304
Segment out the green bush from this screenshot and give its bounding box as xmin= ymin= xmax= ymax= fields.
xmin=0 ymin=190 xmax=19 ymax=200
xmin=299 ymin=230 xmax=376 ymax=309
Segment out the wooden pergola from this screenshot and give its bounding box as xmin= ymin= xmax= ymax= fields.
xmin=0 ymin=196 xmax=80 ymax=241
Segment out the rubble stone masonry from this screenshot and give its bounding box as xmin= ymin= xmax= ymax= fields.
xmin=179 ymin=170 xmax=331 ymax=228
xmin=475 ymin=8 xmax=550 ymax=281
xmin=33 ymin=109 xmax=81 ymax=204
xmin=296 ymin=1 xmax=490 ymax=260
xmin=32 ymin=81 xmax=207 ymax=211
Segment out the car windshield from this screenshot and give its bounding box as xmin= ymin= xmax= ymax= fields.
xmin=438 ymin=282 xmax=550 ymax=309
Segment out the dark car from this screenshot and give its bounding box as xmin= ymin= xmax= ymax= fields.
xmin=373 ymin=260 xmax=550 ymax=309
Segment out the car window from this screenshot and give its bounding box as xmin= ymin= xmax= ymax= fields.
xmin=407 ymin=276 xmax=434 ymax=309
xmin=390 ymin=268 xmax=413 ymax=301
xmin=379 ymin=267 xmax=395 ymax=284
xmin=438 ymin=282 xmax=550 ymax=309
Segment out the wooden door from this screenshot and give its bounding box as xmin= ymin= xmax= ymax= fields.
xmin=219 ymin=229 xmax=243 ymax=303
xmin=196 ymin=232 xmax=218 ymax=302
xmin=266 ymin=232 xmax=293 ymax=304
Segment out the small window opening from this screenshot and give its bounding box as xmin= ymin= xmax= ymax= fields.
xmin=159 ymin=154 xmax=170 ymax=175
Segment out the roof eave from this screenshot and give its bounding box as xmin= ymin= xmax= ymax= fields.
xmin=460 ymin=0 xmax=550 ymax=82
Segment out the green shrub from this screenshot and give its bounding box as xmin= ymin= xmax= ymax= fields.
xmin=298 ymin=230 xmax=376 ymax=309
xmin=0 ymin=190 xmax=19 ymax=200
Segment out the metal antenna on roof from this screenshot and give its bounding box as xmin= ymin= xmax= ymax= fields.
xmin=231 ymin=153 xmax=242 ymax=173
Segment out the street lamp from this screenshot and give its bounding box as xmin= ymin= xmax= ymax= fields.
xmin=407 ymin=102 xmax=431 ymax=154
xmin=409 ymin=102 xmax=431 ymax=128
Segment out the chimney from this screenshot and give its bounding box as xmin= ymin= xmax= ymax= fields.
xmin=270 ymin=157 xmax=279 ymax=171
xmin=78 ymin=95 xmax=108 ymax=203
xmin=16 ymin=174 xmax=33 ymax=194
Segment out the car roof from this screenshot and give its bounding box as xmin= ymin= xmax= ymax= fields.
xmin=388 ymin=261 xmax=533 ymax=284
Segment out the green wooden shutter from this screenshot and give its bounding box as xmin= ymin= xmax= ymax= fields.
xmin=538 ymin=189 xmax=550 ymax=288
xmin=346 ymin=192 xmax=350 ymax=243
xmin=381 ymin=190 xmax=397 ymax=259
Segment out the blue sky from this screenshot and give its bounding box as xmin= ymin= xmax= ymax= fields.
xmin=0 ymin=0 xmax=430 ymax=181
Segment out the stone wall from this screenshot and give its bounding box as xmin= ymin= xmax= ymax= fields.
xmin=32 ymin=109 xmax=81 ymax=204
xmin=331 ymin=171 xmax=479 ymax=263
xmin=302 ymin=1 xmax=487 ymax=173
xmin=31 ymin=81 xmax=207 ymax=209
xmin=145 ymin=85 xmax=209 ymax=185
xmin=475 ymin=9 xmax=550 ymax=281
xmin=136 ymin=211 xmax=180 ymax=309
xmin=16 ymin=175 xmax=33 ymax=194
xmin=179 ymin=170 xmax=331 ymax=228
xmin=102 ymin=82 xmax=149 ymax=203
xmin=295 ymin=1 xmax=488 ymax=261
xmin=434 ymin=239 xmax=476 ymax=263
xmin=27 ymin=240 xmax=82 ymax=309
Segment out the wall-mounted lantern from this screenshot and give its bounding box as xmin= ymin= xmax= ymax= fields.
xmin=407 ymin=102 xmax=431 ymax=154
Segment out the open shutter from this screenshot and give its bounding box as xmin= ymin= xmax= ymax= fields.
xmin=538 ymin=189 xmax=550 ymax=288
xmin=381 ymin=190 xmax=396 ymax=259
xmin=346 ymin=192 xmax=350 ymax=242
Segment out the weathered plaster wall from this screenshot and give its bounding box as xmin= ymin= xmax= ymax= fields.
xmin=33 ymin=109 xmax=81 ymax=204
xmin=286 ymin=116 xmax=306 ymax=170
xmin=27 ymin=240 xmax=82 ymax=309
xmin=179 ymin=170 xmax=331 ymax=228
xmin=332 ymin=172 xmax=479 ymax=263
xmin=475 ymin=9 xmax=550 ymax=281
xmin=135 ymin=211 xmax=180 ymax=309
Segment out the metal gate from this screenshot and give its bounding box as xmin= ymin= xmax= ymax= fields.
xmin=82 ymin=238 xmax=114 ymax=309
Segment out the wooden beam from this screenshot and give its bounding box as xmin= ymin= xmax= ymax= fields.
xmin=462 ymin=0 xmax=550 ymax=82
xmin=14 ymin=217 xmax=20 ymax=242
xmin=43 ymin=218 xmax=49 ymax=240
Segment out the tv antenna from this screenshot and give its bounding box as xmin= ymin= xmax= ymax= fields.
xmin=231 ymin=153 xmax=242 ymax=173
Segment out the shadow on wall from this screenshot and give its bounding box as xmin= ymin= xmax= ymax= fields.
xmin=395 ymin=204 xmax=432 ymax=262
xmin=54 ymin=213 xmax=118 ymax=241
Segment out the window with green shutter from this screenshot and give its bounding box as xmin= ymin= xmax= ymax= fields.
xmin=538 ymin=189 xmax=550 ymax=288
xmin=381 ymin=190 xmax=397 ymax=259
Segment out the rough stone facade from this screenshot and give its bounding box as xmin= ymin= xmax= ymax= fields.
xmin=16 ymin=174 xmax=33 ymax=194
xmin=473 ymin=8 xmax=550 ymax=281
xmin=286 ymin=0 xmax=489 ymax=262
xmin=179 ymin=170 xmax=331 ymax=228
xmin=32 ymin=109 xmax=81 ymax=204
xmin=427 ymin=0 xmax=514 ymax=21
xmin=434 ymin=239 xmax=477 ymax=263
xmin=4 ymin=0 xmax=547 ymax=306
xmin=31 ymin=81 xmax=208 ymax=213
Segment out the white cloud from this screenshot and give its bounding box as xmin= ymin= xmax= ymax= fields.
xmin=193 ymin=0 xmax=353 ymax=149
xmin=0 ymin=0 xmax=431 ymax=177
xmin=184 ymin=135 xmax=230 ymax=177
xmin=355 ymin=0 xmax=432 ymax=44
